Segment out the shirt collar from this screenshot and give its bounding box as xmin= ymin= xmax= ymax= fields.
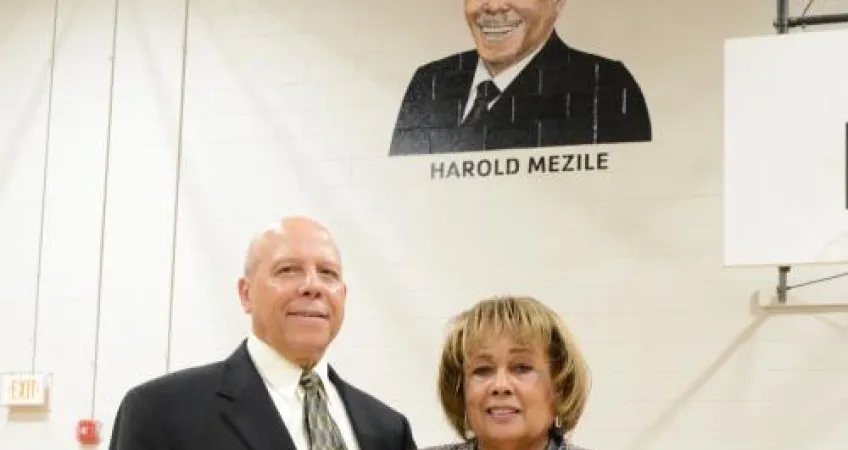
xmin=470 ymin=31 xmax=550 ymax=95
xmin=246 ymin=332 xmax=332 ymax=401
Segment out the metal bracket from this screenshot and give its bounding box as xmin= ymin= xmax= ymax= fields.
xmin=776 ymin=265 xmax=790 ymax=304
xmin=774 ymin=265 xmax=848 ymax=305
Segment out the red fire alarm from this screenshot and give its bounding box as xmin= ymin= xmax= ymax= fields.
xmin=76 ymin=418 xmax=101 ymax=445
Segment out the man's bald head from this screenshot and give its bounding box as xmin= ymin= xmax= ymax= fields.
xmin=237 ymin=215 xmax=347 ymax=367
xmin=243 ymin=216 xmax=341 ymax=278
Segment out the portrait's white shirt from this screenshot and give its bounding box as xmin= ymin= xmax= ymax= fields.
xmin=246 ymin=333 xmax=360 ymax=450
xmin=462 ymin=36 xmax=549 ymax=121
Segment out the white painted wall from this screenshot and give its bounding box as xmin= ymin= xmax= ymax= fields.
xmin=1 ymin=0 xmax=848 ymax=449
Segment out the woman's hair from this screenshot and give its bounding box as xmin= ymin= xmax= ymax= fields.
xmin=437 ymin=295 xmax=591 ymax=439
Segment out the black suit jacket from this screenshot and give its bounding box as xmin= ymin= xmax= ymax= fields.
xmin=108 ymin=341 xmax=417 ymax=450
xmin=389 ymin=32 xmax=651 ymax=156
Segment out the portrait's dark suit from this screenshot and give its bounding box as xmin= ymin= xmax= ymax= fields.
xmin=108 ymin=341 xmax=417 ymax=450
xmin=389 ymin=31 xmax=651 ymax=156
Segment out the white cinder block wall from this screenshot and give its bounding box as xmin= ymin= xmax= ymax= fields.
xmin=2 ymin=0 xmax=848 ymax=449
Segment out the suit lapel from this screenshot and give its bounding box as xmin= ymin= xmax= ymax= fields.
xmin=454 ymin=65 xmax=476 ymax=125
xmin=329 ymin=367 xmax=383 ymax=450
xmin=431 ymin=57 xmax=476 ymax=128
xmin=487 ymin=31 xmax=572 ymax=121
xmin=218 ymin=342 xmax=297 ymax=450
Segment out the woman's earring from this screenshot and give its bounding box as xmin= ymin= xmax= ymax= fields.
xmin=555 ymin=415 xmax=563 ymax=430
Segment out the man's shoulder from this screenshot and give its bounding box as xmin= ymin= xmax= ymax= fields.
xmin=411 ymin=48 xmax=478 ymax=77
xmin=333 ymin=373 xmax=406 ymax=419
xmin=544 ymin=43 xmax=629 ymax=78
xmin=329 ymin=366 xmax=416 ymax=432
xmin=539 ymin=39 xmax=638 ymax=88
xmin=126 ymin=359 xmax=225 ymax=400
xmin=564 ymin=45 xmax=621 ymax=66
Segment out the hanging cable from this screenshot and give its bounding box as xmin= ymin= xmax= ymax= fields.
xmin=801 ymin=0 xmax=817 ymax=18
xmin=30 ymin=0 xmax=61 ymax=374
xmin=89 ymin=0 xmax=121 ymax=419
xmin=799 ymin=0 xmax=817 ymax=28
xmin=164 ymin=0 xmax=192 ymax=375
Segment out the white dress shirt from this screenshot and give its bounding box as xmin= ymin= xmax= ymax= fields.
xmin=462 ymin=37 xmax=549 ymax=121
xmin=246 ymin=333 xmax=360 ymax=450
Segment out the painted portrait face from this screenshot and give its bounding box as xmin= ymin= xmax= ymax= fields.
xmin=464 ymin=0 xmax=563 ymax=76
xmin=463 ymin=331 xmax=556 ymax=449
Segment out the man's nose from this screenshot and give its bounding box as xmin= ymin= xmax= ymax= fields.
xmin=297 ymin=268 xmax=323 ymax=297
xmin=481 ymin=0 xmax=510 ymax=13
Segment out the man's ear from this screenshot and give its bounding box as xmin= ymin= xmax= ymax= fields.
xmin=339 ymin=281 xmax=348 ymax=303
xmin=238 ymin=277 xmax=252 ymax=313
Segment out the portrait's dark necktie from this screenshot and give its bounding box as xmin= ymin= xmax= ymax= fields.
xmin=463 ymin=79 xmax=501 ymax=126
xmin=300 ymin=370 xmax=347 ymax=450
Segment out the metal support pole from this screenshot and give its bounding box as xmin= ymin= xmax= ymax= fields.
xmin=776 ymin=0 xmax=789 ymax=33
xmin=789 ymin=13 xmax=848 ymax=27
xmin=776 ymin=265 xmax=790 ymax=304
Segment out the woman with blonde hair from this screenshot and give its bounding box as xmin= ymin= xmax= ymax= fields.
xmin=422 ymin=295 xmax=592 ymax=450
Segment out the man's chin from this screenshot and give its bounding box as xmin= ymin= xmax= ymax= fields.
xmin=478 ymin=52 xmax=518 ymax=76
xmin=289 ymin=338 xmax=331 ymax=361
xmin=293 ymin=332 xmax=330 ymax=346
xmin=284 ymin=327 xmax=332 ymax=348
xmin=475 ymin=41 xmax=520 ymax=69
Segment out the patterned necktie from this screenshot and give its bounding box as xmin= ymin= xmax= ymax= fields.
xmin=463 ymin=80 xmax=501 ymax=126
xmin=300 ymin=370 xmax=347 ymax=450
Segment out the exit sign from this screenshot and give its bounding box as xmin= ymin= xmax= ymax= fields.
xmin=1 ymin=372 xmax=50 ymax=407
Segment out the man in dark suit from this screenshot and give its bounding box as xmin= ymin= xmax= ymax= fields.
xmin=108 ymin=216 xmax=417 ymax=450
xmin=389 ymin=0 xmax=651 ymax=156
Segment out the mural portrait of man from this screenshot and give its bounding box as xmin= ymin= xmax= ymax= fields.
xmin=388 ymin=0 xmax=653 ymax=156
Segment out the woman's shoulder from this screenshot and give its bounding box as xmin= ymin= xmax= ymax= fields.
xmin=417 ymin=440 xmax=591 ymax=450
xmin=418 ymin=443 xmax=472 ymax=450
xmin=565 ymin=443 xmax=593 ymax=450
